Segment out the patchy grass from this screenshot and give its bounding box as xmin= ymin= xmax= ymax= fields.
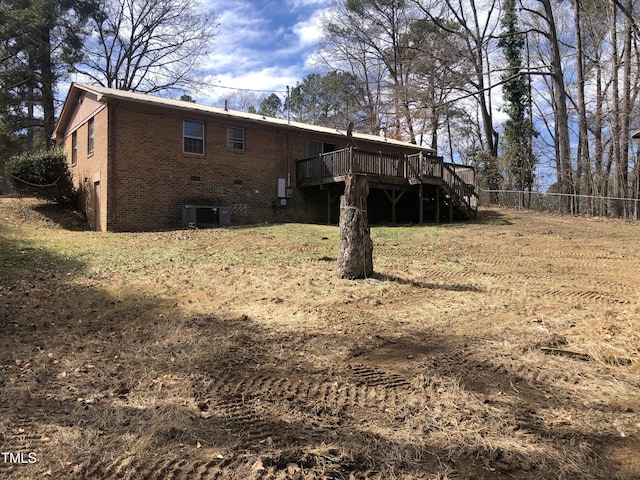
xmin=1 ymin=197 xmax=639 ymax=479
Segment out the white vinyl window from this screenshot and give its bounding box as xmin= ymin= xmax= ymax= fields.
xmin=87 ymin=117 xmax=95 ymax=154
xmin=183 ymin=120 xmax=204 ymax=154
xmin=227 ymin=127 xmax=245 ymax=151
xmin=71 ymin=131 xmax=78 ymax=165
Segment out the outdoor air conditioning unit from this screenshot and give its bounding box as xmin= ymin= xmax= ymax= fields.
xmin=182 ymin=205 xmax=231 ymax=228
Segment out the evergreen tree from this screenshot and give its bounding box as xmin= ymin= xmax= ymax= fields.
xmin=498 ymin=0 xmax=536 ymax=197
xmin=258 ymin=94 xmax=283 ymax=118
xmin=0 ymin=0 xmax=97 ymax=155
xmin=287 ymin=71 xmax=365 ymax=129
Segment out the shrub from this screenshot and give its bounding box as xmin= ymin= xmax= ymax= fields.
xmin=5 ymin=148 xmax=75 ymax=205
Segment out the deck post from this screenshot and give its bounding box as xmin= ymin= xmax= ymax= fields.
xmin=418 ymin=184 xmax=424 ymax=224
xmin=436 ymin=187 xmax=441 ymax=224
xmin=327 ymin=188 xmax=331 ymax=225
xmin=349 ymin=146 xmax=354 ymax=173
xmin=449 ymin=197 xmax=454 ymax=222
xmin=382 ymin=188 xmax=405 ymax=224
xmin=392 ymin=189 xmax=396 ymax=224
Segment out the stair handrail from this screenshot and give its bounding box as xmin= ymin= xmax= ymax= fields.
xmin=441 ymin=162 xmax=478 ymax=216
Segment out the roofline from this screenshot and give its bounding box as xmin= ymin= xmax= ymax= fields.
xmin=53 ymin=83 xmax=84 ymax=140
xmin=54 ymin=83 xmax=436 ymax=154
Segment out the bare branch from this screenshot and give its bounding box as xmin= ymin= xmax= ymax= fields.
xmin=76 ymin=0 xmax=218 ymax=94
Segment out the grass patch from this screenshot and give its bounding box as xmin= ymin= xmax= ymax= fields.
xmin=1 ymin=197 xmax=639 ymax=480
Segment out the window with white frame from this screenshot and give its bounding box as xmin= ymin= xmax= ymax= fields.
xmin=71 ymin=131 xmax=78 ymax=165
xmin=183 ymin=120 xmax=204 ymax=154
xmin=227 ymin=127 xmax=245 ymax=151
xmin=87 ymin=118 xmax=95 ymax=154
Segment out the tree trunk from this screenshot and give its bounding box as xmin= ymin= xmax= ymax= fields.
xmin=610 ymin=0 xmax=623 ymax=216
xmin=618 ymin=0 xmax=632 ymax=217
xmin=539 ymin=0 xmax=573 ymax=213
xmin=573 ymin=0 xmax=591 ymax=212
xmin=337 ymin=174 xmax=373 ymax=279
xmin=40 ymin=23 xmax=55 ymax=151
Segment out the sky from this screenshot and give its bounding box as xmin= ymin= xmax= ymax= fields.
xmin=199 ymin=0 xmax=332 ymax=107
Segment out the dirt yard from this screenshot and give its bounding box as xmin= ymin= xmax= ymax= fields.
xmin=1 ymin=197 xmax=639 ymax=479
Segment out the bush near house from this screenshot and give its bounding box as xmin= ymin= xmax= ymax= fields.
xmin=5 ymin=148 xmax=75 ymax=205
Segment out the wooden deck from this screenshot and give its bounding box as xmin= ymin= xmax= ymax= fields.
xmin=296 ymin=147 xmax=478 ymax=222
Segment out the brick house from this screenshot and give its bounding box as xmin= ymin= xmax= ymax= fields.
xmin=53 ymin=83 xmax=475 ymax=231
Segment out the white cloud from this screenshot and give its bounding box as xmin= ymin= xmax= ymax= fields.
xmin=292 ymin=7 xmax=326 ymax=46
xmin=198 ymin=66 xmax=302 ymax=107
xmin=286 ymin=0 xmax=330 ymax=9
xmin=196 ymin=0 xmax=332 ymax=105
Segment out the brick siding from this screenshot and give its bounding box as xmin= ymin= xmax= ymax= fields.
xmin=62 ymin=90 xmax=424 ymax=232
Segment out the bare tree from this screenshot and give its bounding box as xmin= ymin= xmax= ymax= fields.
xmin=415 ymin=0 xmax=501 ymax=158
xmin=406 ymin=16 xmax=474 ymax=151
xmin=321 ymin=0 xmax=420 ymax=142
xmin=522 ymin=0 xmax=574 ymax=212
xmin=76 ymin=0 xmax=218 ymax=94
xmin=613 ymin=0 xmax=634 ymax=216
xmin=318 ymin=32 xmax=387 ymax=135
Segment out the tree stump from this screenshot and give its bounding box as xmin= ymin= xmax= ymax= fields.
xmin=337 ymin=174 xmax=373 ymax=279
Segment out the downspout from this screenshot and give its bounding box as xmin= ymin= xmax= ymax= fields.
xmin=108 ymin=100 xmax=118 ymax=229
xmin=287 ymin=129 xmax=291 ymax=188
xmin=286 ymin=87 xmax=292 ymax=189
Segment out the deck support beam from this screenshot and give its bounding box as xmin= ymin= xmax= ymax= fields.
xmin=382 ymin=188 xmax=405 ymax=224
xmin=325 ymin=188 xmax=342 ymax=224
xmin=327 ymin=189 xmax=331 ymax=225
xmin=449 ymin=195 xmax=454 ymax=222
xmin=297 ymin=148 xmax=478 ymax=223
xmin=418 ymin=184 xmax=424 ymax=224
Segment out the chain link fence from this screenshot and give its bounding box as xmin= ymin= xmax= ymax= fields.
xmin=478 ymin=188 xmax=640 ymax=220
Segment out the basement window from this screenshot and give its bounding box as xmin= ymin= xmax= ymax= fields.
xmin=227 ymin=127 xmax=245 ymax=151
xmin=184 ymin=120 xmax=204 ymax=154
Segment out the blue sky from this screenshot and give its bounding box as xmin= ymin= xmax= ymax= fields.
xmin=200 ymin=0 xmax=332 ymax=106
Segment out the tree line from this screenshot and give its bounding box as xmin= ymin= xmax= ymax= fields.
xmin=0 ymin=0 xmax=217 ymax=156
xmin=310 ymin=0 xmax=640 ymax=217
xmin=2 ymin=0 xmax=639 ymax=217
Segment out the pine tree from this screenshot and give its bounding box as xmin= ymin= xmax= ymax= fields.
xmin=0 ymin=0 xmax=97 ymax=153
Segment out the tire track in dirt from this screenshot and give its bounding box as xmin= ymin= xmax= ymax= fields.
xmin=532 ymin=287 xmax=632 ymax=305
xmin=78 ymin=366 xmax=413 ymax=479
xmin=82 ymin=454 xmax=238 ymax=480
xmin=349 ymin=364 xmax=411 ymax=388
xmin=0 ymin=413 xmax=47 ymax=450
xmin=0 ymin=408 xmax=58 ymax=478
xmin=200 ymin=366 xmax=411 ymax=416
xmin=472 ymin=250 xmax=638 ymax=305
xmin=215 ymin=396 xmax=297 ymax=447
xmin=201 ymin=366 xmax=413 ymax=453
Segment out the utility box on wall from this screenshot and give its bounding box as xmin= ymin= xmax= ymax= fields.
xmin=218 ymin=206 xmax=231 ymax=225
xmin=183 ymin=205 xmax=231 ymax=228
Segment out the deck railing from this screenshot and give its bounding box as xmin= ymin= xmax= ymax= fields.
xmin=296 ymin=147 xmax=478 ymax=216
xmin=296 ymin=148 xmax=448 ymax=183
xmin=405 ymin=153 xmax=443 ymax=179
xmin=442 ymin=162 xmax=479 ymax=212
